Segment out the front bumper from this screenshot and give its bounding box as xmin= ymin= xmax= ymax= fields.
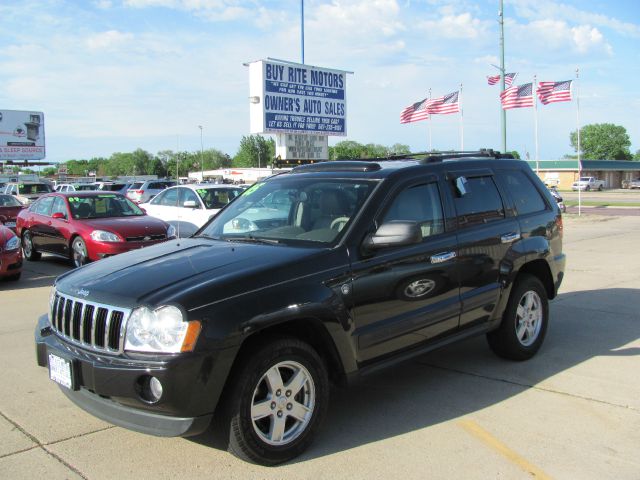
xmin=35 ymin=314 xmax=234 ymax=437
xmin=0 ymin=249 xmax=22 ymax=277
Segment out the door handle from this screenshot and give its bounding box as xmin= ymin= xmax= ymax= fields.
xmin=431 ymin=251 xmax=456 ymax=264
xmin=501 ymin=232 xmax=521 ymax=243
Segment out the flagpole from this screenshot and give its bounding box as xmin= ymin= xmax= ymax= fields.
xmin=499 ymin=0 xmax=507 ymax=152
xmin=428 ymin=88 xmax=433 ymax=151
xmin=534 ymin=75 xmax=539 ymax=175
xmin=576 ymin=67 xmax=581 ymax=216
xmin=459 ymin=83 xmax=464 ymax=150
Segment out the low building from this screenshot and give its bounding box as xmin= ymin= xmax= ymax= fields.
xmin=526 ymin=160 xmax=640 ymax=189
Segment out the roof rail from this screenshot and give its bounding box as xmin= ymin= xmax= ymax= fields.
xmin=334 ymin=149 xmax=514 ymax=164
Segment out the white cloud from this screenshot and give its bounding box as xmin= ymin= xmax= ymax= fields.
xmin=572 ymin=25 xmax=612 ymax=55
xmin=511 ymin=19 xmax=612 ymax=57
xmin=86 ymin=30 xmax=135 ymax=50
xmin=419 ymin=12 xmax=491 ymax=39
xmin=510 ymin=0 xmax=640 ymax=38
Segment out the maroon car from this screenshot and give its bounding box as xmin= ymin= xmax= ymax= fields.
xmin=0 ymin=225 xmax=22 ymax=281
xmin=16 ymin=192 xmax=176 ymax=268
xmin=0 ymin=194 xmax=25 ymax=232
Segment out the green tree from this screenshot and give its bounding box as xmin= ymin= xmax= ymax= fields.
xmin=233 ymin=135 xmax=275 ymax=167
xmin=389 ymin=143 xmax=411 ymax=155
xmin=634 ymin=149 xmax=640 ymax=161
xmin=329 ymin=140 xmax=366 ymax=160
xmin=509 ymin=151 xmax=521 ymax=159
xmin=570 ymin=123 xmax=632 ymax=160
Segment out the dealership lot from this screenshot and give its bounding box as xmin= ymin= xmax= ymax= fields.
xmin=1 ymin=214 xmax=639 ymax=479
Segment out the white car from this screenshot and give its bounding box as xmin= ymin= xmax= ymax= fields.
xmin=140 ymin=184 xmax=244 ymax=237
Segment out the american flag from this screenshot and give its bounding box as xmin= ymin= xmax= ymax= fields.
xmin=537 ymin=80 xmax=572 ymax=105
xmin=400 ymin=98 xmax=429 ymax=124
xmin=500 ymin=83 xmax=534 ymax=109
xmin=426 ymin=91 xmax=460 ymax=115
xmin=487 ymin=72 xmax=517 ymax=86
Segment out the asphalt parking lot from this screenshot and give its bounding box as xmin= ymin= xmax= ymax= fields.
xmin=1 ymin=214 xmax=639 ymax=479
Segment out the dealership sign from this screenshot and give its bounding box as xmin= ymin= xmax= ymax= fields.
xmin=0 ymin=110 xmax=46 ymax=160
xmin=249 ymin=60 xmax=348 ymax=136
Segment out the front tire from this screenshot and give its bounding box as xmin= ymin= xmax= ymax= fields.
xmin=487 ymin=274 xmax=549 ymax=361
xmin=22 ymin=230 xmax=41 ymax=261
xmin=224 ymin=337 xmax=329 ymax=465
xmin=71 ymin=237 xmax=89 ymax=268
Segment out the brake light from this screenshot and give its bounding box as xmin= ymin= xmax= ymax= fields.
xmin=135 ymin=190 xmax=144 ymax=194
xmin=556 ymin=215 xmax=563 ymax=237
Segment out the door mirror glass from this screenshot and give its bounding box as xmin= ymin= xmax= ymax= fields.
xmin=52 ymin=212 xmax=66 ymax=220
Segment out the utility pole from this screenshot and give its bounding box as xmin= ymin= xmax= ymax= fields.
xmin=499 ymin=0 xmax=507 ymax=152
xmin=301 ymin=0 xmax=305 ymax=64
xmin=198 ymin=125 xmax=204 ymax=182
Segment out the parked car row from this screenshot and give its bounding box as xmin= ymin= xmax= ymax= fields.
xmin=16 ymin=192 xmax=175 ymax=268
xmin=4 ymin=180 xmax=245 ymax=279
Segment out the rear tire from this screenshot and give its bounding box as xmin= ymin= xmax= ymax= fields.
xmin=22 ymin=230 xmax=41 ymax=261
xmin=487 ymin=274 xmax=549 ymax=361
xmin=223 ymin=337 xmax=329 ymax=465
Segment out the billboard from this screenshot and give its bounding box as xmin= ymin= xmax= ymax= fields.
xmin=0 ymin=110 xmax=46 ymax=160
xmin=275 ymin=134 xmax=328 ymax=160
xmin=249 ymin=60 xmax=347 ymax=136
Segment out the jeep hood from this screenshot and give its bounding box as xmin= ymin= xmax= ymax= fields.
xmin=55 ymin=238 xmax=322 ymax=308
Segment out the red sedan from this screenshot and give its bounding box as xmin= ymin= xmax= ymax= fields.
xmin=0 ymin=194 xmax=26 ymax=232
xmin=0 ymin=225 xmax=22 ymax=281
xmin=16 ymin=192 xmax=176 ymax=268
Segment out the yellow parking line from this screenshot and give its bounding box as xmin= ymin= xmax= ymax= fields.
xmin=458 ymin=419 xmax=553 ymax=480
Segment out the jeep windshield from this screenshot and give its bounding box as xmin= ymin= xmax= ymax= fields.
xmin=196 ymin=177 xmax=376 ymax=245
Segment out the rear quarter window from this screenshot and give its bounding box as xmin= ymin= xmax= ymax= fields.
xmin=501 ymin=170 xmax=547 ymax=215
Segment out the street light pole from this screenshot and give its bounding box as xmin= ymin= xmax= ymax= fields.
xmin=198 ymin=125 xmax=204 ymax=182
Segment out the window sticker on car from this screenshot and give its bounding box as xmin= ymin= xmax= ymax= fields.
xmin=98 ymin=194 xmax=116 ymax=198
xmin=243 ymin=183 xmax=263 ymax=196
xmin=95 ymin=198 xmax=107 ymax=214
xmin=196 ymin=189 xmax=208 ymax=195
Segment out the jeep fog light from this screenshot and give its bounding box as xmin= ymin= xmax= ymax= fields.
xmin=137 ymin=375 xmax=163 ymax=403
xmin=149 ymin=377 xmax=163 ymax=401
xmin=125 ymin=305 xmax=201 ymax=353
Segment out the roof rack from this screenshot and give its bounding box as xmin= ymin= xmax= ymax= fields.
xmin=335 ymin=149 xmax=514 ymax=164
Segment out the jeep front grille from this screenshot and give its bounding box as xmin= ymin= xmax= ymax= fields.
xmin=50 ymin=291 xmax=131 ymax=354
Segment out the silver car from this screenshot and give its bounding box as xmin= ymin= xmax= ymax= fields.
xmin=126 ymin=180 xmax=176 ymax=203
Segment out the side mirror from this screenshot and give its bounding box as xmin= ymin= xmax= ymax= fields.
xmin=363 ymin=221 xmax=422 ymax=251
xmin=183 ymin=200 xmax=198 ymax=208
xmin=52 ymin=212 xmax=66 ymax=220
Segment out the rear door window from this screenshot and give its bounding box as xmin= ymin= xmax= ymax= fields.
xmin=452 ymin=176 xmax=505 ymax=228
xmin=33 ymin=196 xmax=54 ymax=216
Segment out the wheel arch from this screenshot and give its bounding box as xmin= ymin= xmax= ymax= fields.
xmin=232 ymin=317 xmax=347 ymax=387
xmin=517 ymin=259 xmax=555 ymax=300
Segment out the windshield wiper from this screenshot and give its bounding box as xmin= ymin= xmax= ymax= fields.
xmin=227 ymin=235 xmax=280 ymax=245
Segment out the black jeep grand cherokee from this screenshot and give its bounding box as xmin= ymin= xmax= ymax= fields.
xmin=36 ymin=151 xmax=565 ymax=465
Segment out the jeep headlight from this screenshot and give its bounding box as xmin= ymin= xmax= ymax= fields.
xmin=124 ymin=305 xmax=201 ymax=353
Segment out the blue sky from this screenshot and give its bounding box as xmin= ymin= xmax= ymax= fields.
xmin=1 ymin=0 xmax=638 ymax=164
